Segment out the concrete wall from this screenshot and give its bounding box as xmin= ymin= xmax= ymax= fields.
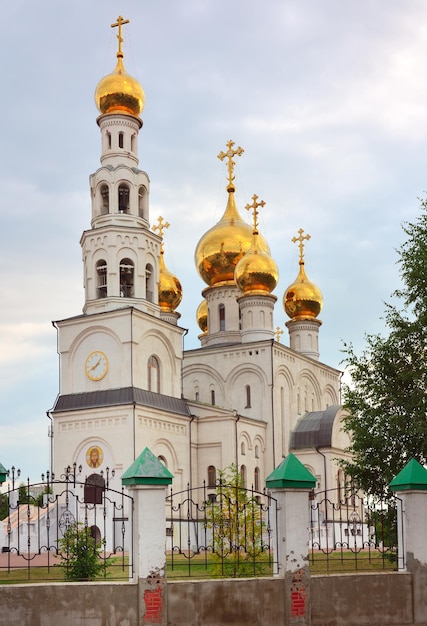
xmin=0 ymin=582 xmax=138 ymax=626
xmin=311 ymin=572 xmax=413 ymax=626
xmin=0 ymin=573 xmax=418 ymax=626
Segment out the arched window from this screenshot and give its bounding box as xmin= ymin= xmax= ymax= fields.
xmin=208 ymin=465 xmax=216 ymax=487
xmin=138 ymin=186 xmax=147 ymax=219
xmin=241 ymin=441 xmax=246 ymax=455
xmin=211 ymin=389 xmax=215 ymax=405
xmin=148 ymin=355 xmax=160 ymax=393
xmin=219 ymin=304 xmax=225 ymax=331
xmin=118 ymin=132 xmax=124 ymax=149
xmin=100 ymin=184 xmax=109 ymax=215
xmin=145 ymin=263 xmax=154 ymax=302
xmin=107 ymin=132 xmax=111 ymax=149
xmin=158 ymin=455 xmax=167 ymax=468
xmin=245 ymin=385 xmax=251 ymax=408
xmin=131 ymin=134 xmax=135 ymax=152
xmin=240 ymin=465 xmax=247 ymax=488
xmin=254 ymin=467 xmax=260 ymax=492
xmin=119 ymin=258 xmax=134 ymax=297
xmin=118 ymin=184 xmax=130 ymax=213
xmin=84 ymin=474 xmax=105 ymax=505
xmin=96 ymin=260 xmax=107 ymax=298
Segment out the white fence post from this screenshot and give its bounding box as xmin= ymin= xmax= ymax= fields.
xmin=390 ymin=457 xmax=427 ymax=624
xmin=266 ymin=453 xmax=316 ymax=626
xmin=122 ymin=447 xmax=173 ymax=626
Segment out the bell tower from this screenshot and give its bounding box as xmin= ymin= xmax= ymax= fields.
xmin=51 ymin=17 xmax=188 ymax=489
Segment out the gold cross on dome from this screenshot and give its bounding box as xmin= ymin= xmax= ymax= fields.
xmin=111 ymin=15 xmax=130 ymax=56
xmin=275 ymin=326 xmax=284 ymax=343
xmin=217 ymin=140 xmax=244 ymax=187
xmin=152 ymin=216 xmax=170 ymax=239
xmin=292 ymin=228 xmax=311 ymax=262
xmin=245 ymin=194 xmax=265 ymax=232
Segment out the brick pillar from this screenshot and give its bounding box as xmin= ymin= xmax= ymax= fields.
xmin=122 ymin=447 xmax=173 ymax=626
xmin=390 ymin=458 xmax=427 ymax=624
xmin=266 ymin=453 xmax=316 ymax=626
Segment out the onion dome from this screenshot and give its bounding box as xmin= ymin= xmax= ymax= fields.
xmin=195 ymin=141 xmax=269 ymax=287
xmin=235 ymin=194 xmax=278 ymax=295
xmin=158 ymin=250 xmax=182 ymax=312
xmin=196 ymin=300 xmax=208 ymax=333
xmin=284 ymin=229 xmax=323 ymax=320
xmin=153 ymin=217 xmax=182 ymax=312
xmin=95 ymin=16 xmax=145 ymax=117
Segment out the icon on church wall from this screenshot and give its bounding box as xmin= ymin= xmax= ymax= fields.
xmin=86 ymin=445 xmax=103 ymax=469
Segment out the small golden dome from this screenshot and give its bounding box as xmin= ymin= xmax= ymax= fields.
xmin=235 ymin=230 xmax=279 ymax=295
xmin=195 ymin=186 xmax=270 ymax=287
xmin=158 ymin=250 xmax=182 ymax=312
xmin=284 ymin=260 xmax=323 ymax=320
xmin=95 ymin=54 xmax=145 ymax=117
xmin=196 ymin=300 xmax=208 ymax=333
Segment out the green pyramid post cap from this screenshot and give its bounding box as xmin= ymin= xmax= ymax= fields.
xmin=0 ymin=463 xmax=7 ymax=485
xmin=122 ymin=447 xmax=173 ymax=486
xmin=389 ymin=458 xmax=427 ymax=492
xmin=266 ymin=453 xmax=316 ymax=489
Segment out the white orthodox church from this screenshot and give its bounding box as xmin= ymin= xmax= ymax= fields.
xmin=50 ymin=17 xmax=350 ymax=500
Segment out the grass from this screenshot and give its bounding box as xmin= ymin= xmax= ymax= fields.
xmin=309 ymin=549 xmax=397 ymax=574
xmin=0 ymin=550 xmax=397 ymax=583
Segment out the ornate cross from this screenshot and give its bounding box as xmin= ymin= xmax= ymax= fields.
xmin=292 ymin=228 xmax=311 ymax=262
xmin=152 ymin=216 xmax=170 ymax=239
xmin=245 ymin=194 xmax=265 ymax=232
xmin=275 ymin=326 xmax=284 ymax=343
xmin=111 ymin=15 xmax=130 ymax=56
xmin=217 ymin=140 xmax=244 ymax=187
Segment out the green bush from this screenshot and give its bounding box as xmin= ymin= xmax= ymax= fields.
xmin=58 ymin=523 xmax=105 ymax=581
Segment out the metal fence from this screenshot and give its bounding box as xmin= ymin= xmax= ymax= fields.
xmin=165 ymin=481 xmax=278 ymax=578
xmin=309 ymin=487 xmax=403 ymax=573
xmin=0 ymin=466 xmax=133 ymax=582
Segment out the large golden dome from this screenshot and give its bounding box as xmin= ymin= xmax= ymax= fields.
xmin=284 ymin=260 xmax=323 ymax=320
xmin=195 ymin=185 xmax=270 ymax=286
xmin=158 ymin=250 xmax=182 ymax=312
xmin=235 ymin=230 xmax=278 ymax=295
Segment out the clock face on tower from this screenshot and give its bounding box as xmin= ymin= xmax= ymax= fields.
xmin=85 ymin=350 xmax=108 ymax=381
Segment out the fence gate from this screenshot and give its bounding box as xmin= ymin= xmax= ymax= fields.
xmin=0 ymin=466 xmax=134 ymax=582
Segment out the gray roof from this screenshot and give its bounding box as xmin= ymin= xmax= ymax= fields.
xmin=52 ymin=387 xmax=191 ymax=416
xmin=290 ymin=405 xmax=341 ymax=449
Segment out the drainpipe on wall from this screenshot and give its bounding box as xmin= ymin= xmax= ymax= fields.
xmin=270 ymin=339 xmax=276 ymax=469
xmin=189 ymin=414 xmax=195 ymax=490
xmin=234 ymin=410 xmax=240 ymax=468
xmin=181 ymin=328 xmax=189 ymax=399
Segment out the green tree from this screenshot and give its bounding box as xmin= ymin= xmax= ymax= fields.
xmin=58 ymin=523 xmax=105 ymax=581
xmin=341 ymin=198 xmax=427 ymax=498
xmin=205 ymin=464 xmax=268 ymax=577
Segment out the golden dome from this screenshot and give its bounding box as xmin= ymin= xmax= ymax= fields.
xmin=284 ymin=260 xmax=323 ymax=320
xmin=195 ymin=185 xmax=270 ymax=286
xmin=235 ymin=230 xmax=279 ymax=295
xmin=196 ymin=300 xmax=208 ymax=333
xmin=158 ymin=250 xmax=182 ymax=312
xmin=95 ymin=56 xmax=145 ymax=117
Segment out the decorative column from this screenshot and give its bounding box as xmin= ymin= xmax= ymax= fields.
xmin=266 ymin=453 xmax=316 ymax=626
xmin=390 ymin=458 xmax=427 ymax=624
xmin=122 ymin=447 xmax=173 ymax=626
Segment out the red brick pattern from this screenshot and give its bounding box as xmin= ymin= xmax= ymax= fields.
xmin=290 ymin=568 xmax=306 ymax=618
xmin=144 ymin=587 xmax=163 ymax=624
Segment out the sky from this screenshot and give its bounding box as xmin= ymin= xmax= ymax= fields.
xmin=1 ymin=0 xmax=427 ymax=481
